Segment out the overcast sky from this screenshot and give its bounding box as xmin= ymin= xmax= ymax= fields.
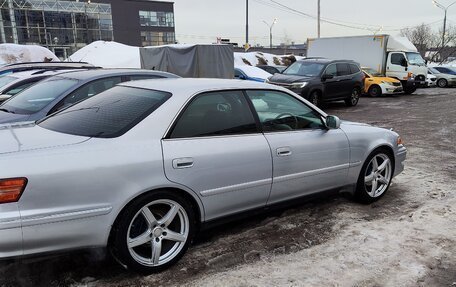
xmin=167 ymin=0 xmax=456 ymax=46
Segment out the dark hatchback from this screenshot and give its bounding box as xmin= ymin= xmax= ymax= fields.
xmin=266 ymin=59 xmax=364 ymax=107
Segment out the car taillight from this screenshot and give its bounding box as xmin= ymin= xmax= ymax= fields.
xmin=0 ymin=178 xmax=27 ymax=204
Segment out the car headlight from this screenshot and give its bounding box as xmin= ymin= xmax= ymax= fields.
xmin=381 ymin=81 xmax=393 ymax=85
xmin=290 ymin=82 xmax=308 ymax=89
xmin=397 ymin=136 xmax=404 ymax=146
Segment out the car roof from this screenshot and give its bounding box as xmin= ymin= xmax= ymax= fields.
xmin=121 ymin=78 xmax=285 ymax=95
xmin=4 ymin=69 xmax=81 ymax=79
xmin=55 ymin=68 xmax=179 ymax=80
xmin=298 ymin=58 xmax=357 ymax=64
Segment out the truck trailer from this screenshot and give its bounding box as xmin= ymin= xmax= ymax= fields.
xmin=307 ymin=35 xmax=428 ymax=94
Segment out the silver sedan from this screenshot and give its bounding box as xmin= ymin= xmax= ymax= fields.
xmin=0 ymin=79 xmax=406 ymax=273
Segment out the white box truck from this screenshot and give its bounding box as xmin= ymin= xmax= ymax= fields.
xmin=307 ymin=35 xmax=428 ymax=94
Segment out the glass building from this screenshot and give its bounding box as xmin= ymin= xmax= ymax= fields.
xmin=0 ymin=0 xmax=175 ymax=58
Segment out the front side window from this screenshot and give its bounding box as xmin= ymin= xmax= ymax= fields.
xmin=169 ymin=90 xmax=257 ymax=138
xmin=1 ymin=77 xmax=78 ymax=115
xmin=39 ymin=86 xmax=171 ymax=138
xmin=246 ymin=90 xmax=326 ymax=132
xmin=391 ymin=53 xmax=406 ymax=66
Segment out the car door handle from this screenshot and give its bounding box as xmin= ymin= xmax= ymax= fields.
xmin=172 ymin=158 xmax=194 ymax=169
xmin=276 ymin=147 xmax=292 ymax=157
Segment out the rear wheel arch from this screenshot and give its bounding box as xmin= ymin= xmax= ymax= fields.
xmin=108 ymin=187 xmax=203 ymax=246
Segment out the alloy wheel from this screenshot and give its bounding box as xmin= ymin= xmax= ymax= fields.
xmin=364 ymin=153 xmax=392 ymax=198
xmin=127 ymin=199 xmax=189 ymax=267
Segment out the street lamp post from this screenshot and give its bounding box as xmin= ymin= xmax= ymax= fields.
xmin=433 ymin=0 xmax=456 ymax=47
xmin=317 ymin=0 xmax=320 ymax=38
xmin=263 ymin=18 xmax=278 ymax=49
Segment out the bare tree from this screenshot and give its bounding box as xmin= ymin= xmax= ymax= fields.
xmin=401 ymin=23 xmax=456 ymax=63
xmin=400 ymin=23 xmax=437 ymax=58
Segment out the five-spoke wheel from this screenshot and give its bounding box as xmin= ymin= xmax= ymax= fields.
xmin=355 ymin=149 xmax=394 ymax=203
xmin=110 ymin=192 xmax=195 ymax=273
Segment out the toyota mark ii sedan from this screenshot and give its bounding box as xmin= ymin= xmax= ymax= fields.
xmin=0 ymin=78 xmax=406 ymax=273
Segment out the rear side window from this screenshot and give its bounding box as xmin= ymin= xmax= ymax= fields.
xmin=336 ymin=63 xmax=350 ymax=76
xmin=324 ymin=64 xmax=337 ymax=77
xmin=39 ymin=86 xmax=171 ymax=138
xmin=169 ymin=90 xmax=258 ymax=138
xmin=49 ymin=76 xmax=122 ymax=114
xmin=349 ymin=64 xmax=360 ymax=74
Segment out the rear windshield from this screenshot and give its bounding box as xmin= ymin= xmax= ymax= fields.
xmin=38 ymin=86 xmax=171 ymax=138
xmin=282 ymin=61 xmax=325 ymax=77
xmin=1 ymin=77 xmax=78 ymax=115
xmin=0 ymin=75 xmax=18 ymax=88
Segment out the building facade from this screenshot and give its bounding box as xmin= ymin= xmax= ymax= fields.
xmin=0 ymin=0 xmax=175 ymax=58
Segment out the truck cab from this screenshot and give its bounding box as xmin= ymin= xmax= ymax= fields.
xmin=386 ymin=51 xmax=427 ymax=88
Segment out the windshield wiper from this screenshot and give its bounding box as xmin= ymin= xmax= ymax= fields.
xmin=0 ymin=108 xmax=14 ymax=114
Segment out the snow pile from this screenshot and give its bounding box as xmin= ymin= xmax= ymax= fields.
xmin=67 ymin=41 xmax=140 ymax=68
xmin=235 ymin=65 xmax=271 ymax=79
xmin=234 ymin=51 xmax=303 ymax=67
xmin=0 ymin=44 xmax=59 ymax=66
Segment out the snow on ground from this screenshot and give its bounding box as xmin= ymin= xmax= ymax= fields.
xmin=235 ymin=65 xmax=271 ymax=79
xmin=0 ymin=44 xmax=59 ymax=65
xmin=186 ymin=165 xmax=456 ymax=287
xmin=67 ymin=41 xmax=140 ymax=68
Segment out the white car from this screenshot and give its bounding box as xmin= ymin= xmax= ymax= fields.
xmin=0 ymin=79 xmax=406 ymax=273
xmin=426 ymin=73 xmax=437 ymax=87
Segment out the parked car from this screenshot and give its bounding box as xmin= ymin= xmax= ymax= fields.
xmin=425 ymin=73 xmax=437 ymax=88
xmin=0 ymin=69 xmax=179 ymax=124
xmin=266 ymin=58 xmax=364 ymax=107
xmin=257 ymin=65 xmax=287 ymax=74
xmin=0 ymin=61 xmax=97 ymax=76
xmin=234 ymin=66 xmax=271 ymax=82
xmin=0 ymin=69 xmax=80 ymax=103
xmin=362 ymin=67 xmax=403 ymax=96
xmin=0 ymin=78 xmax=406 ymax=273
xmin=428 ymin=67 xmax=456 ymax=88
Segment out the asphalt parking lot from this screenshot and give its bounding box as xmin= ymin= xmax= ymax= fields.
xmin=1 ymin=87 xmax=455 ymax=287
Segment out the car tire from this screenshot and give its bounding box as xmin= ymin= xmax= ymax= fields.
xmin=345 ymin=88 xmax=360 ymax=106
xmin=437 ymin=78 xmax=448 ymax=88
xmin=354 ymin=148 xmax=394 ymax=203
xmin=110 ymin=191 xmax=195 ymax=273
xmin=308 ymin=91 xmax=321 ymax=107
xmin=368 ymin=85 xmax=382 ymax=97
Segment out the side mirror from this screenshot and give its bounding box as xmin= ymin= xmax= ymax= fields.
xmin=326 ymin=115 xmax=341 ymax=129
xmin=322 ymin=74 xmax=334 ymax=81
xmin=238 ymin=75 xmax=246 ymax=80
